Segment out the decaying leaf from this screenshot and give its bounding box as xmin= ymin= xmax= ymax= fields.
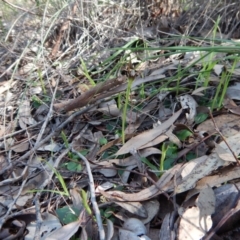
xmin=123 ymin=218 xmax=147 ymax=235
xmin=38 ymin=142 xmax=62 ymax=152
xmin=11 ymin=141 xmax=29 ymax=153
xmin=194 ymin=166 xmax=240 ymax=191
xmin=178 ymin=94 xmax=198 ymax=124
xmin=139 ymin=134 xmax=168 ymax=149
xmin=159 ymin=213 xmax=172 ymax=240
xmin=141 ymin=200 xmax=160 ymax=224
xmin=175 ymin=132 xmax=240 ymax=193
xmin=214 ymin=142 xmax=237 ymax=162
xmin=197 ymin=114 xmax=240 ymax=138
xmin=213 ymin=64 xmax=224 ymax=76
xmin=96 ymin=182 xmax=114 ymax=194
xmin=0 ymin=80 xmax=17 ymax=95
xmin=18 ymin=95 xmax=37 ymax=129
xmin=119 ymin=229 xmax=142 ymax=240
xmin=41 ymin=218 xmax=81 ymax=239
xmin=120 ymin=164 xmax=137 ymax=184
xmin=98 ymin=99 xmax=121 ymax=117
xmin=223 ymin=97 xmax=240 ymax=115
xmin=115 ymin=201 xmax=147 ymax=218
xmin=196 ymin=186 xmax=215 ymax=216
xmin=25 ymin=213 xmax=62 ymax=240
xmin=212 ymin=183 xmax=240 ymax=230
xmin=119 ymin=218 xmax=151 ymax=239
xmin=93 ymin=161 xmax=117 ymax=177
xmin=106 ymin=219 xmax=114 ymax=240
xmin=19 ymin=63 xmax=37 ymax=75
xmin=192 ymin=87 xmax=211 ymax=96
xmin=226 ymin=82 xmax=240 ymax=100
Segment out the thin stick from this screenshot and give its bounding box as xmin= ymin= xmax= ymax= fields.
xmin=208 ymin=108 xmax=240 ymax=165
xmin=33 ymin=197 xmax=42 ymax=240
xmin=0 ymin=121 xmax=43 ymax=141
xmin=72 ymin=148 xmax=105 ymax=240
xmin=35 ymin=78 xmax=59 ymax=144
xmin=2 ymin=0 xmax=37 ymax=14
xmin=0 ymin=178 xmax=28 ymax=230
xmin=53 ymin=76 xmax=127 ymax=112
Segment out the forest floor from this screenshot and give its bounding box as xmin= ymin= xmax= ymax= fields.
xmin=1 ymin=0 xmax=240 ymax=239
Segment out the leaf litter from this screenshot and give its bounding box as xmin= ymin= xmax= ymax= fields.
xmin=2 ymin=1 xmax=240 ymax=240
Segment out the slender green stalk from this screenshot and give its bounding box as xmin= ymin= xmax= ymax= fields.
xmin=79 ymin=57 xmax=96 ymax=86
xmin=122 ymin=78 xmax=133 ymax=144
xmin=160 ymin=143 xmax=168 ymax=172
xmin=80 ymin=189 xmax=92 ymax=215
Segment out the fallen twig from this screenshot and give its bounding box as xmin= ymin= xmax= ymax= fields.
xmin=35 ymin=78 xmax=59 ymax=144
xmin=53 ymin=76 xmax=127 ymax=112
xmin=0 ymin=178 xmax=28 ymax=230
xmin=72 ymin=148 xmax=105 ymax=240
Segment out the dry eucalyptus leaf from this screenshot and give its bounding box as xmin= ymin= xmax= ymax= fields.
xmin=38 ymin=142 xmax=62 ymax=152
xmin=123 ymin=218 xmax=147 ymax=235
xmin=11 ymin=141 xmax=29 ymax=153
xmin=106 ymin=219 xmax=114 ymax=240
xmin=226 ymin=82 xmax=240 ymax=100
xmin=211 ymin=184 xmax=239 ymax=229
xmin=120 ymin=164 xmax=137 ymax=184
xmin=213 ymin=64 xmax=224 ymax=76
xmin=217 ymin=132 xmax=240 ymax=158
xmin=95 ymin=182 xmax=114 ymax=194
xmin=180 ymin=156 xmax=207 ymax=179
xmin=41 ymin=219 xmax=81 ymax=240
xmin=0 ymin=80 xmax=17 ymax=95
xmin=16 ymin=194 xmax=33 ymax=207
xmin=165 ymin=127 xmax=182 ymax=148
xmin=159 ymin=213 xmax=172 ymax=240
xmin=70 ymin=188 xmax=83 ymax=212
xmin=196 ymin=186 xmax=215 ymax=216
xmin=175 ymin=155 xmax=225 ymax=194
xmin=97 ymin=147 xmax=161 ymax=169
xmin=100 ymin=164 xmax=181 ymax=202
xmin=139 ymin=134 xmax=168 ymax=149
xmin=178 ymin=206 xmax=212 ymax=240
xmin=96 ymin=163 xmax=117 ymax=177
xmin=195 ymin=166 xmax=240 ymax=191
xmin=25 ymin=213 xmax=62 ymax=240
xmin=141 ymin=200 xmax=160 ymax=224
xmin=119 ymin=229 xmax=142 ymax=240
xmin=158 ymin=107 xmax=172 ymax=121
xmin=30 ymin=86 xmax=42 ymax=95
xmin=98 ymin=99 xmax=121 ymax=117
xmin=176 ymin=133 xmax=240 ymax=193
xmin=116 ymin=109 xmax=182 ymax=155
xmin=214 ymin=142 xmax=237 ymax=162
xmin=19 ymin=63 xmax=37 ymax=75
xmin=115 ymin=202 xmax=147 ymax=218
xmin=223 ymin=98 xmax=240 ymax=115
xmin=227 ymin=68 xmax=240 ymax=76
xmin=192 ymin=87 xmax=211 ymax=96
xmin=197 ymin=114 xmax=240 ymax=138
